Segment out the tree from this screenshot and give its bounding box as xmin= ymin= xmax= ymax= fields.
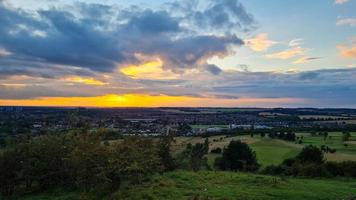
xmin=190 ymin=143 xmax=208 ymax=172
xmin=260 ymin=132 xmax=266 ymax=138
xmin=22 ymin=134 xmax=75 ymax=190
xmin=112 ymin=137 xmax=163 ymax=183
xmin=268 ymin=132 xmax=276 ymax=139
xmin=70 ymin=132 xmax=110 ymax=191
xmin=177 ymin=123 xmax=192 ymax=135
xmin=296 ymin=145 xmax=324 ymax=164
xmin=216 ymin=140 xmax=259 ymax=172
xmin=342 ymin=132 xmax=351 ymax=142
xmin=178 ymin=143 xmax=208 ymax=172
xmin=0 ymin=148 xmax=23 ymax=196
xmin=203 ymin=138 xmax=209 ymax=154
xmin=323 ymin=132 xmax=328 ymax=141
xmin=158 ymin=135 xmax=176 ymax=172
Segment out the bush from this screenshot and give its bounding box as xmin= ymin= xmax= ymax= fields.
xmin=216 ymin=140 xmax=259 ymax=172
xmin=261 ymin=165 xmax=284 ymax=175
xmin=298 ymin=163 xmax=330 ymax=177
xmin=262 ymin=152 xmax=356 ymax=178
xmin=296 ymin=145 xmax=324 ymax=164
xmin=210 ymin=147 xmax=222 ymax=154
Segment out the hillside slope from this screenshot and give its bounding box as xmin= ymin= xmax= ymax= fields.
xmin=22 ymin=171 xmax=356 ymax=200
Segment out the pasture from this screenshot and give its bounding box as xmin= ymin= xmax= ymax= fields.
xmin=174 ymin=132 xmax=356 ymax=168
xmin=21 ymin=171 xmax=356 ymax=200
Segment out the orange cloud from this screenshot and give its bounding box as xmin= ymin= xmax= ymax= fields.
xmin=0 ymin=94 xmax=306 ymax=107
xmin=120 ymin=60 xmax=179 ymax=80
xmin=338 ymin=45 xmax=356 ymax=58
xmin=245 ymin=33 xmax=277 ymax=52
xmin=266 ymin=47 xmax=306 ymax=59
xmin=62 ymin=76 xmax=107 ymax=86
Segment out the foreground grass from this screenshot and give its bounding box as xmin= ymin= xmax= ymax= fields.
xmin=21 ymin=171 xmax=356 ymax=200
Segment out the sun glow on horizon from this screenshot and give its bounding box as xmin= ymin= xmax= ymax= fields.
xmin=0 ymin=94 xmax=306 ymax=108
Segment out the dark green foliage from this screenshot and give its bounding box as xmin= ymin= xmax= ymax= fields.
xmin=177 ymin=123 xmax=192 ymax=135
xmin=296 ymin=145 xmax=324 ymax=164
xmin=70 ymin=133 xmax=110 ymax=191
xmin=203 ymin=138 xmax=209 ymax=154
xmin=0 ymin=148 xmax=23 ymax=196
xmin=268 ymin=132 xmax=296 ymax=141
xmin=178 ymin=143 xmax=209 ymax=172
xmin=0 ymin=133 xmax=163 ymax=197
xmin=158 ymin=135 xmax=176 ymax=172
xmin=216 ymin=140 xmax=259 ymax=172
xmin=210 ymin=147 xmax=222 ymax=154
xmin=323 ymin=132 xmax=328 ymax=140
xmin=342 ymin=131 xmax=351 ymax=142
xmin=113 ymin=137 xmax=163 ymax=182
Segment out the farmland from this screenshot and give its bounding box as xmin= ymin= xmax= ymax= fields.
xmin=173 ymin=132 xmax=356 ymax=168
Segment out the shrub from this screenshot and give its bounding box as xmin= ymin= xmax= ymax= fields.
xmin=296 ymin=145 xmax=324 ymax=164
xmin=261 ymin=165 xmax=284 ymax=175
xmin=210 ymin=147 xmax=222 ymax=154
xmin=216 ymin=140 xmax=259 ymax=172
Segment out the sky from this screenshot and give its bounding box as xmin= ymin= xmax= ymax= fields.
xmin=0 ymin=0 xmax=355 ymax=108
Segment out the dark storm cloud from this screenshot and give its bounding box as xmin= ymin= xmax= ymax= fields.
xmin=192 ymin=0 xmax=255 ymax=31
xmin=124 ymin=10 xmax=181 ymax=34
xmin=168 ymin=0 xmax=255 ymax=32
xmin=0 ymin=0 xmax=252 ymax=78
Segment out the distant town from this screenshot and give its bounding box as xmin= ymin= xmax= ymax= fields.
xmin=1 ymin=107 xmax=356 ymax=142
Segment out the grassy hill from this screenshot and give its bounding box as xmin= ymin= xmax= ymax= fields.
xmin=21 ymin=171 xmax=356 ymax=200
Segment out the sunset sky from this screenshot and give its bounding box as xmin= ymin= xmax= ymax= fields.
xmin=0 ymin=0 xmax=355 ymax=107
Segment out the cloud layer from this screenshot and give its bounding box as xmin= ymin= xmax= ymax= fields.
xmin=0 ymin=0 xmax=252 ymax=78
xmin=0 ymin=0 xmax=355 ymax=107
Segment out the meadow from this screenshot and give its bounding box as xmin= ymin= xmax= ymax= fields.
xmin=173 ymin=132 xmax=356 ymax=168
xmin=22 ymin=171 xmax=356 ymax=200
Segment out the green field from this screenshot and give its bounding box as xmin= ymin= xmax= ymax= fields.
xmin=250 ymin=139 xmax=300 ymax=166
xmin=174 ymin=132 xmax=356 ymax=168
xmin=21 ymin=171 xmax=356 ymax=200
